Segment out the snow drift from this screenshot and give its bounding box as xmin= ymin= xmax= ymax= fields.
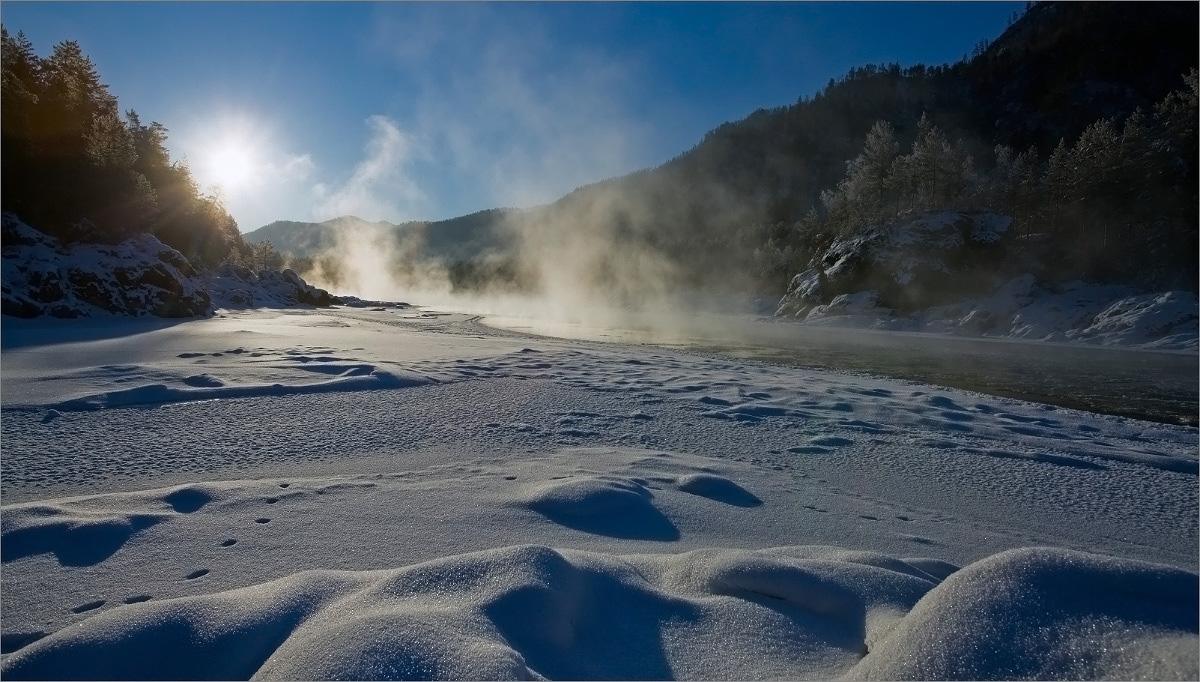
xmin=2 ymin=544 xmax=1194 ymax=681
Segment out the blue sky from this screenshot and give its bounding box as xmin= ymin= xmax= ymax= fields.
xmin=2 ymin=2 xmax=1023 ymax=231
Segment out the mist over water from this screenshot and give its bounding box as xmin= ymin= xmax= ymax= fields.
xmin=297 ymin=176 xmax=772 ymax=341
xmin=293 ymin=212 xmax=1197 ymax=428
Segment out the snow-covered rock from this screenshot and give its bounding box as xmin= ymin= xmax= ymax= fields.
xmin=776 ymin=212 xmax=1014 ymax=318
xmin=2 ymin=215 xmax=339 ymax=319
xmin=1075 ymin=291 xmax=1200 ymax=348
xmin=774 ymin=212 xmax=1198 ymax=350
xmin=1 ymin=215 xmax=210 ymax=319
xmin=199 ymin=264 xmax=337 ymax=310
xmin=804 ymin=290 xmax=891 ymax=323
xmin=780 ymin=273 xmax=1199 ymax=350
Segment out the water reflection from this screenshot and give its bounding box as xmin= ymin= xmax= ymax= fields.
xmin=483 ymin=314 xmax=1198 ymax=427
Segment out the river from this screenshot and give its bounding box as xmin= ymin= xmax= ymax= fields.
xmin=481 ymin=313 xmax=1198 ymax=427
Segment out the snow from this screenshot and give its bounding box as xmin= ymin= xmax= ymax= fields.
xmin=802 ymin=276 xmax=1200 ymax=350
xmin=773 ymin=211 xmax=1198 ymax=351
xmin=1 ymin=306 xmax=1196 ymax=679
xmin=1 ymin=216 xmax=210 ymax=318
xmin=2 ymin=215 xmax=336 ymax=319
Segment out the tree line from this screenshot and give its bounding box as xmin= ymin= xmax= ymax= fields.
xmin=1 ymin=28 xmax=282 ymax=270
xmin=750 ymin=69 xmax=1198 ymax=293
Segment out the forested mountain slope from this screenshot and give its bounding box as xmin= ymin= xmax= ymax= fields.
xmin=263 ymin=3 xmax=1196 ymax=307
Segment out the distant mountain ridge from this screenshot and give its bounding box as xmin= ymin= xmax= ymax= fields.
xmin=245 ymin=209 xmax=517 ymax=263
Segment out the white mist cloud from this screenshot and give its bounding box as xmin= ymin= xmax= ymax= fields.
xmin=369 ymin=3 xmax=656 ymax=213
xmin=277 ymin=153 xmax=316 ymax=181
xmin=311 ymin=115 xmax=428 ymax=223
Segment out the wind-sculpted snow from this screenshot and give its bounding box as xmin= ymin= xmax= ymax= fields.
xmin=847 ymin=547 xmax=1200 ymax=680
xmin=3 ymin=543 xmax=1194 ymax=681
xmin=1 ymin=307 xmax=1195 ymax=678
xmin=46 ymin=368 xmax=431 ymax=412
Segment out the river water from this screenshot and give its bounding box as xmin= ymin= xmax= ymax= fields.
xmin=482 ymin=313 xmax=1198 ymax=427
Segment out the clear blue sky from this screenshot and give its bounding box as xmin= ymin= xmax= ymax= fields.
xmin=2 ymin=1 xmax=1024 ymax=231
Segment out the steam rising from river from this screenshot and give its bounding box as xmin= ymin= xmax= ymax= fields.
xmin=294 ymin=185 xmax=768 ymax=347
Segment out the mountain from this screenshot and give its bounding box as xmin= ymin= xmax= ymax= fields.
xmin=245 ymin=209 xmax=517 ymax=264
xmin=254 ymin=2 xmax=1197 ymax=304
xmin=247 ymin=216 xmax=403 ymax=259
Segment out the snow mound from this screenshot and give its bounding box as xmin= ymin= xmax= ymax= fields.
xmin=520 ymin=476 xmax=679 ymax=540
xmin=47 ymin=368 xmax=432 ymax=412
xmin=847 ymin=546 xmax=1199 ymax=680
xmin=675 ymin=473 xmax=762 ymax=507
xmin=3 ymin=545 xmax=1193 ymax=681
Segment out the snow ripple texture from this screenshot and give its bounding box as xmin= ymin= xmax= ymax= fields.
xmin=1 ymin=308 xmax=1195 ymax=679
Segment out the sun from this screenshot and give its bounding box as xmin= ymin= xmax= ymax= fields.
xmin=204 ymin=140 xmax=258 ymax=192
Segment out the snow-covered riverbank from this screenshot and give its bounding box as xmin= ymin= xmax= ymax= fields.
xmin=2 ymin=307 xmax=1196 ymax=679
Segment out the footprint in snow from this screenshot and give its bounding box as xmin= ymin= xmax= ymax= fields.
xmin=70 ymin=600 xmax=104 ymax=614
xmin=220 ymin=539 xmax=237 ymax=547
xmin=123 ymin=595 xmax=152 ymax=604
xmin=811 ymin=436 xmax=854 ymax=447
xmin=789 ymin=446 xmax=831 ymax=455
xmin=185 ymin=569 xmax=210 ymax=580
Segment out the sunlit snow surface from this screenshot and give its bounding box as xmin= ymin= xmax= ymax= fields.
xmin=1 ymin=308 xmax=1196 ymax=680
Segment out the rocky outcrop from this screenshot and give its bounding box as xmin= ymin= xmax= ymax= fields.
xmin=200 ymin=265 xmax=337 ymax=309
xmin=776 ymin=212 xmax=1015 ymax=319
xmin=2 ymin=215 xmax=211 ymax=319
xmin=772 ymin=212 xmax=1198 ymax=349
xmin=2 ymin=215 xmax=339 ymax=319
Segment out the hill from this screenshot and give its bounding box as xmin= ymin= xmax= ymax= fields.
xmin=254 ymin=2 xmax=1197 ymax=309
xmin=245 ymin=209 xmax=516 ymax=263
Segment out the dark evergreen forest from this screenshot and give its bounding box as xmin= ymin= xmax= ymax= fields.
xmin=491 ymin=1 xmax=1197 ymax=300
xmin=0 ymin=28 xmax=281 ymax=270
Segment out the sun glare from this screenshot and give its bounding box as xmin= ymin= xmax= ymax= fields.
xmin=204 ymin=141 xmax=258 ymax=192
